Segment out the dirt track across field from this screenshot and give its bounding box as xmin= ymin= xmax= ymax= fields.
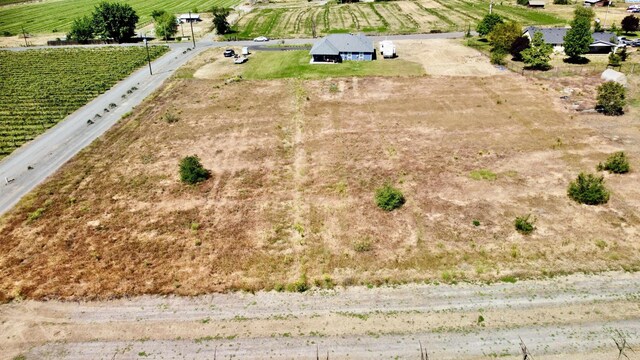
xmin=2 ymin=271 xmax=640 ymax=359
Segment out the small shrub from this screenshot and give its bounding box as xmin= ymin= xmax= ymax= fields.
xmin=597 ymin=151 xmax=630 ymax=174
xmin=353 ymin=239 xmax=372 ymax=252
xmin=328 ymin=83 xmax=339 ymax=93
xmin=567 ymin=172 xmax=610 ymax=205
xmin=27 ymin=207 xmax=46 ymax=222
xmin=553 ymin=0 xmax=569 ymax=4
xmin=472 ymin=220 xmax=481 ymax=227
xmin=163 ymin=112 xmax=179 ymax=123
xmin=500 ymin=275 xmax=517 ymax=283
xmin=179 ymin=155 xmax=210 ymax=184
xmin=595 ymin=239 xmax=607 ymax=250
xmin=286 ymin=273 xmax=309 ymax=292
xmin=514 ymin=214 xmax=535 ymax=235
xmin=597 ymin=81 xmax=625 ymax=116
xmin=490 ymin=50 xmax=507 ymax=65
xmin=608 ymin=52 xmax=621 ymax=67
xmin=374 ymin=184 xmax=405 ymax=211
xmin=470 ymin=169 xmax=497 ymax=181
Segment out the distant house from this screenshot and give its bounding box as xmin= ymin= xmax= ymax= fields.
xmin=178 ymin=14 xmax=201 ymax=23
xmin=583 ymin=0 xmax=609 ymax=7
xmin=528 ymin=0 xmax=545 ymax=8
xmin=523 ymin=27 xmax=618 ymax=53
xmin=309 ymin=33 xmax=375 ymax=63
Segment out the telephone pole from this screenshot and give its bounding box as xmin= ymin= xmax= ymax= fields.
xmin=21 ymin=26 xmax=28 ymax=47
xmin=189 ymin=11 xmax=196 ymax=48
xmin=489 ymin=0 xmax=493 ymax=14
xmin=143 ymin=34 xmax=152 ymax=75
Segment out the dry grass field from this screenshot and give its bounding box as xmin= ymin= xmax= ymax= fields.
xmin=1 ymin=42 xmax=639 ymax=302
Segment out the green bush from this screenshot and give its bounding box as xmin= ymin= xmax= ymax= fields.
xmin=179 ymin=155 xmax=210 ymax=184
xmin=553 ymin=0 xmax=569 ymax=4
xmin=567 ymin=172 xmax=610 ymax=205
xmin=286 ymin=273 xmax=309 ymax=292
xmin=608 ymin=52 xmax=621 ymax=67
xmin=597 ymin=81 xmax=625 ymax=116
xmin=514 ymin=214 xmax=535 ymax=235
xmin=490 ymin=49 xmax=507 ymax=65
xmin=597 ymin=151 xmax=630 ymax=174
xmin=375 ymin=184 xmax=405 ymax=211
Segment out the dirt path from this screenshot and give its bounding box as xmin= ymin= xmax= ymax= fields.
xmin=2 ymin=271 xmax=640 ymax=359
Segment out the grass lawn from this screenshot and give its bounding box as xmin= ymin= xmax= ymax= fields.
xmin=0 ymin=0 xmax=239 ymax=35
xmin=241 ymin=50 xmax=425 ymax=80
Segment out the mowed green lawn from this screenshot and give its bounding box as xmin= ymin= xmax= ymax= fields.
xmin=242 ymin=50 xmax=425 ymax=80
xmin=0 ymin=0 xmax=239 ymax=35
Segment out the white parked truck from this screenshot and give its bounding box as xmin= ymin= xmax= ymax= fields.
xmin=379 ymin=40 xmax=396 ymax=59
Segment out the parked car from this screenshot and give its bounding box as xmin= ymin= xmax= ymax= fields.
xmin=253 ymin=36 xmax=269 ymax=42
xmin=223 ymin=49 xmax=235 ymax=57
xmin=632 ymin=40 xmax=640 ymax=47
xmin=234 ymin=56 xmax=248 ymax=64
xmin=617 ymin=37 xmax=633 ymax=45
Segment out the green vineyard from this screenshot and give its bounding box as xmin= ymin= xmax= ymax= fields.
xmin=0 ymin=46 xmax=168 ymax=159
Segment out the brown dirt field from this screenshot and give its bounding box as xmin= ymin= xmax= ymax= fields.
xmin=1 ymin=63 xmax=640 ymax=302
xmin=397 ymin=39 xmax=505 ymax=76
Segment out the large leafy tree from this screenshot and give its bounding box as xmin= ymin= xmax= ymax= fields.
xmin=211 ymin=7 xmax=231 ymax=35
xmin=510 ymin=36 xmax=530 ymax=61
xmin=477 ymin=13 xmax=503 ymax=37
xmin=488 ymin=21 xmax=522 ymax=53
xmin=574 ymin=5 xmax=595 ymax=22
xmin=67 ymin=15 xmax=94 ymax=43
xmin=154 ymin=11 xmax=178 ymax=40
xmin=521 ymin=32 xmax=553 ymax=70
xmin=597 ymin=81 xmax=625 ymax=116
xmin=564 ymin=17 xmax=592 ymax=61
xmin=92 ymin=2 xmax=139 ymax=43
xmin=621 ymin=15 xmax=639 ymax=34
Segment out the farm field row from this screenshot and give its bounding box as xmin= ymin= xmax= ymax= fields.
xmin=233 ymin=0 xmax=566 ymax=39
xmin=0 ymin=0 xmax=239 ymax=35
xmin=0 ymin=46 xmax=169 ymax=159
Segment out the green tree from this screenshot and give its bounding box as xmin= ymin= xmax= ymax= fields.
xmin=151 ymin=9 xmax=166 ymax=21
xmin=593 ymin=20 xmax=602 ymax=33
xmin=574 ymin=5 xmax=595 ymax=22
xmin=488 ymin=21 xmax=522 ymax=54
xmin=621 ymin=15 xmax=639 ymax=34
xmin=179 ymin=155 xmax=210 ymax=184
xmin=67 ymin=15 xmax=94 ymax=43
xmin=567 ymin=173 xmax=609 ymax=205
xmin=211 ymin=7 xmax=231 ymax=35
xmin=608 ymin=52 xmax=621 ymax=66
xmin=564 ymin=17 xmax=592 ymax=61
xmin=477 ymin=13 xmax=503 ymax=37
xmin=521 ymin=32 xmax=553 ymax=70
xmin=597 ymin=81 xmax=625 ymax=116
xmin=510 ymin=36 xmax=530 ymax=61
xmin=92 ymin=1 xmax=139 ymax=43
xmin=374 ymin=184 xmax=405 ymax=211
xmin=154 ymin=12 xmax=177 ymax=40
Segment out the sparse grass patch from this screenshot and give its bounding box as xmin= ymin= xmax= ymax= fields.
xmin=353 ymin=238 xmax=373 ymax=252
xmin=470 ymin=169 xmax=497 ymax=181
xmin=595 ymin=239 xmax=607 ymax=250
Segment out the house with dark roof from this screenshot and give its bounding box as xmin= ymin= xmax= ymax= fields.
xmin=309 ymin=33 xmax=375 ymax=63
xmin=528 ymin=0 xmax=545 ymax=8
xmin=523 ymin=27 xmax=618 ymax=54
xmin=584 ymin=0 xmax=609 ymax=7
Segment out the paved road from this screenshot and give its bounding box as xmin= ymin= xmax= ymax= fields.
xmin=0 ymin=43 xmax=204 ymax=215
xmin=0 ymin=31 xmax=471 ymax=216
xmin=2 ymin=271 xmax=639 ymax=359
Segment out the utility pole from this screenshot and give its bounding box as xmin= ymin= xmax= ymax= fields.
xmin=143 ymin=34 xmax=152 ymax=75
xmin=189 ymin=11 xmax=196 ymax=48
xmin=489 ymin=0 xmax=493 ymax=14
xmin=21 ymin=26 xmax=28 ymax=47
xmin=602 ymin=1 xmax=611 ymax=29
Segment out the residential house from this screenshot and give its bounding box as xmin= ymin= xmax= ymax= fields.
xmin=309 ymin=33 xmax=375 ymax=63
xmin=178 ymin=14 xmax=201 ymax=23
xmin=583 ymin=0 xmax=609 ymax=7
xmin=528 ymin=0 xmax=546 ymax=8
xmin=523 ymin=27 xmax=618 ymax=54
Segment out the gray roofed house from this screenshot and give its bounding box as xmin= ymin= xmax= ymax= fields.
xmin=310 ymin=33 xmax=375 ymax=63
xmin=523 ymin=27 xmax=618 ymax=53
xmin=528 ymin=0 xmax=545 ymax=8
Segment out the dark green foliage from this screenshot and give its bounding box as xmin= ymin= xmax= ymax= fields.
xmin=374 ymin=184 xmax=405 ymax=211
xmin=179 ymin=155 xmax=210 ymax=184
xmin=567 ymin=173 xmax=610 ymax=205
xmin=617 ymin=46 xmax=628 ymax=61
xmin=286 ymin=273 xmax=309 ymax=292
xmin=516 ymin=0 xmax=528 ymax=5
xmin=514 ymin=214 xmax=535 ymax=235
xmin=490 ymin=49 xmax=507 ymax=65
xmin=151 ymin=9 xmax=166 ymax=21
xmin=593 ymin=20 xmax=602 ymax=33
xmin=622 ymin=15 xmax=639 ymax=34
xmin=488 ymin=21 xmax=522 ymax=54
xmin=522 ymin=31 xmax=553 ymax=70
xmin=155 ymin=11 xmax=177 ymax=40
xmin=510 ymin=36 xmax=530 ymax=61
xmin=477 ymin=13 xmax=503 ymax=37
xmin=92 ymin=2 xmax=139 ymax=43
xmin=597 ymin=81 xmax=625 ymax=116
xmin=597 ymin=152 xmax=630 ymax=174
xmin=574 ymin=6 xmax=595 ymax=22
xmin=553 ymin=0 xmax=569 ymax=4
xmin=609 ymin=52 xmax=621 ymax=66
xmin=211 ymin=7 xmax=231 ymax=35
xmin=564 ymin=17 xmax=593 ymax=61
xmin=67 ymin=15 xmax=94 ymax=43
